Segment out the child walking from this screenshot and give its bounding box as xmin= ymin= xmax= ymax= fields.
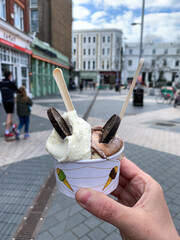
xmin=16 ymin=86 xmax=33 ymax=140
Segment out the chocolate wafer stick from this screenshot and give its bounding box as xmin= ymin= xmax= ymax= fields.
xmin=120 ymin=58 xmax=144 ymax=120
xmin=53 ymin=68 xmax=74 ymax=112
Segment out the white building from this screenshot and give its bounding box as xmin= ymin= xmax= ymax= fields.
xmin=123 ymin=42 xmax=180 ymax=87
xmin=72 ymin=29 xmax=122 ymax=86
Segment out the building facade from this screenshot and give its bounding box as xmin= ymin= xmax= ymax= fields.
xmin=0 ymin=0 xmax=32 ymax=100
xmin=29 ymin=0 xmax=72 ymax=60
xmin=72 ymin=29 xmax=122 ymax=86
xmin=30 ymin=38 xmax=70 ymax=97
xmin=123 ymin=42 xmax=180 ymax=86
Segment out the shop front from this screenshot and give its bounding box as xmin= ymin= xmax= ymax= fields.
xmin=0 ymin=20 xmax=32 ymax=102
xmin=30 ymin=38 xmax=70 ymax=97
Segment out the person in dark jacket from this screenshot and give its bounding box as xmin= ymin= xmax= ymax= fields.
xmin=16 ymin=86 xmax=33 ymax=140
xmin=0 ymin=70 xmax=18 ymax=138
xmin=79 ymin=82 xmax=83 ymax=92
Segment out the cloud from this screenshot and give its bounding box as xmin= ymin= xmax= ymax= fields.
xmin=73 ymin=0 xmax=90 ymax=6
xmin=73 ymin=6 xmax=90 ymax=20
xmin=142 ymin=11 xmax=180 ymax=42
xmin=73 ymin=20 xmax=98 ymax=30
xmin=91 ymin=11 xmax=107 ymax=23
xmin=92 ymin=0 xmax=180 ymax=10
xmin=72 ymin=1 xmax=180 ymax=42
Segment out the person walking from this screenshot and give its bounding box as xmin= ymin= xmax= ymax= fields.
xmin=79 ymin=82 xmax=83 ymax=92
xmin=0 ymin=70 xmax=18 ymax=138
xmin=16 ymin=86 xmax=33 ymax=140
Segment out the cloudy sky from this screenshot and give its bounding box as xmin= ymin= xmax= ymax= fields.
xmin=72 ymin=0 xmax=180 ymax=43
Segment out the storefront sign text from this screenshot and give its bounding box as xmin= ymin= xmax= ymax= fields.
xmin=3 ymin=32 xmax=16 ymax=43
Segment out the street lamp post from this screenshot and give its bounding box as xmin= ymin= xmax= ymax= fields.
xmin=139 ymin=0 xmax=145 ymax=59
xmin=131 ymin=0 xmax=145 ymax=60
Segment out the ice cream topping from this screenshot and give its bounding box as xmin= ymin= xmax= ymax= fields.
xmin=91 ymin=126 xmax=122 ymax=158
xmin=46 ymin=110 xmax=91 ymax=162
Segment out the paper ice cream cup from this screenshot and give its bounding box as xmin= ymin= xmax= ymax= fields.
xmin=54 ymin=141 xmax=124 ymax=198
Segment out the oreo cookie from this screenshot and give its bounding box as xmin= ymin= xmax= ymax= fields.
xmin=101 ymin=114 xmax=120 ymax=143
xmin=47 ymin=107 xmax=71 ymax=139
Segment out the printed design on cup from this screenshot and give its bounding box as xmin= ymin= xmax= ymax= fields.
xmin=102 ymin=166 xmax=118 ymax=190
xmin=117 ymin=153 xmax=124 ymax=161
xmin=56 ymin=168 xmax=74 ymax=192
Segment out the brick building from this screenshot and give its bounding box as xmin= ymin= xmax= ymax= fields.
xmin=0 ymin=0 xmax=33 ymax=100
xmin=29 ymin=0 xmax=72 ymax=60
xmin=5 ymin=0 xmax=29 ymax=33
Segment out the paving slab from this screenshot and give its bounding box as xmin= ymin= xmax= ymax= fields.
xmin=0 ymin=155 xmax=52 ymax=240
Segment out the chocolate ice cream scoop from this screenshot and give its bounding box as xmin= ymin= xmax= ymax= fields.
xmin=91 ymin=126 xmax=122 ymax=158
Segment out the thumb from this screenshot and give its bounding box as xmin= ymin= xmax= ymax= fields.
xmin=75 ymin=188 xmax=133 ymax=229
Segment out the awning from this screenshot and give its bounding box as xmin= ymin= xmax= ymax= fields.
xmin=0 ymin=38 xmax=33 ymax=54
xmin=32 ymin=54 xmax=70 ymax=70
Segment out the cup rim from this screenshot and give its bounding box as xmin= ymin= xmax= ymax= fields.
xmin=68 ymin=141 xmax=124 ymax=164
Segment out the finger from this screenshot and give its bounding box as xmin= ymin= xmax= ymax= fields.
xmin=111 ymin=185 xmax=138 ymax=207
xmin=75 ymin=188 xmax=134 ymax=229
xmin=119 ymin=175 xmax=129 ymax=187
xmin=120 ymin=157 xmax=144 ymax=180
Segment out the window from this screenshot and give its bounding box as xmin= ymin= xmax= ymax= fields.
xmin=128 ymin=60 xmax=132 ymax=66
xmin=152 ymin=60 xmax=155 ymax=66
xmin=148 ymin=72 xmax=152 ymax=81
xmin=88 ymin=37 xmax=91 ymax=43
xmin=83 ymin=61 xmax=86 ymax=70
xmin=88 ymin=61 xmax=90 ymax=69
xmin=102 ymin=48 xmax=105 ymax=55
xmin=107 ymin=48 xmax=110 ymax=55
xmin=93 ymin=61 xmax=95 ymax=70
xmin=93 ymin=49 xmax=95 ymax=55
xmin=30 ymin=0 xmax=38 ymax=7
xmin=73 ymin=49 xmax=76 ymax=55
xmin=74 ymin=37 xmax=76 ymax=43
xmin=102 ymin=61 xmax=104 ymax=69
xmin=175 ymin=60 xmax=179 ymax=67
xmin=88 ymin=49 xmax=91 ymax=55
xmin=93 ymin=37 xmax=96 ymax=43
xmin=129 ymin=49 xmax=132 ymax=55
xmin=107 ymin=36 xmax=110 ymax=42
xmin=30 ymin=10 xmax=39 ymax=32
xmin=172 ymin=72 xmax=177 ymax=82
xmin=164 ymin=49 xmax=168 ymax=54
xmin=0 ymin=0 xmax=6 ymax=19
xmin=14 ymin=3 xmax=24 ymax=31
xmin=107 ymin=61 xmax=109 ymax=69
xmin=84 ymin=37 xmax=86 ymax=43
xmin=152 ymin=49 xmax=156 ymax=54
xmin=163 ymin=59 xmax=167 ymax=66
xmin=84 ymin=49 xmax=86 ymax=55
xmin=103 ymin=36 xmax=105 ymax=42
xmin=21 ymin=67 xmax=28 ymax=88
xmin=73 ymin=61 xmax=76 ymax=68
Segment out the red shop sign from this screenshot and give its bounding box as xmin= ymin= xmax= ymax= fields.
xmin=0 ymin=38 xmax=32 ymax=55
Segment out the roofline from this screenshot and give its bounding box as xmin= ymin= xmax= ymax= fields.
xmin=125 ymin=42 xmax=180 ymax=47
xmin=73 ymin=28 xmax=123 ymax=34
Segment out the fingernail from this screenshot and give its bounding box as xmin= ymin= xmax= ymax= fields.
xmin=76 ymin=189 xmax=91 ymax=205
